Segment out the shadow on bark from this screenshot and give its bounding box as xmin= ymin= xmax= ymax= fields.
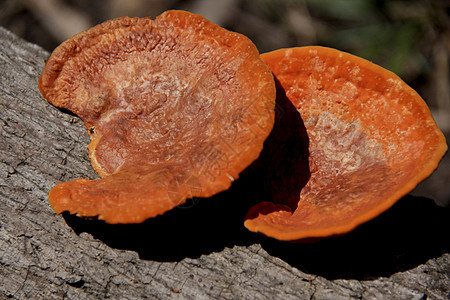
xmin=64 ymin=193 xmax=449 ymax=280
xmin=260 ymin=195 xmax=450 ymax=280
xmin=63 ymin=187 xmax=258 ymax=261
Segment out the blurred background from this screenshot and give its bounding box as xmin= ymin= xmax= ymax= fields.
xmin=0 ymin=0 xmax=449 ymax=206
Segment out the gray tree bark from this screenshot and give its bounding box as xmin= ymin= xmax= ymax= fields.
xmin=0 ymin=26 xmax=449 ymax=299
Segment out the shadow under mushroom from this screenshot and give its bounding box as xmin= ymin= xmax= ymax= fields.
xmin=259 ymin=195 xmax=450 ymax=280
xmin=63 ymin=188 xmax=258 ymax=262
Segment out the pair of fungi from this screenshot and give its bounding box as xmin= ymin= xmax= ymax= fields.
xmin=39 ymin=10 xmax=447 ymax=241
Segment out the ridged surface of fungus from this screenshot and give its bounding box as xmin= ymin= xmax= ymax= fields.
xmin=39 ymin=10 xmax=275 ymax=223
xmin=244 ymin=46 xmax=447 ymax=241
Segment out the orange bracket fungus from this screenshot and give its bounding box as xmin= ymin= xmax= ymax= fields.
xmin=244 ymin=46 xmax=447 ymax=241
xmin=39 ymin=10 xmax=275 ymax=223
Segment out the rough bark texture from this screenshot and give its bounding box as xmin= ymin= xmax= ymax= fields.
xmin=0 ymin=26 xmax=449 ymax=299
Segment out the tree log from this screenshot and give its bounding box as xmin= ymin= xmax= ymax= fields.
xmin=0 ymin=26 xmax=449 ymax=299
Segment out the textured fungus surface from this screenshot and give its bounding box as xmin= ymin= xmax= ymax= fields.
xmin=244 ymin=46 xmax=447 ymax=241
xmin=39 ymin=10 xmax=275 ymax=223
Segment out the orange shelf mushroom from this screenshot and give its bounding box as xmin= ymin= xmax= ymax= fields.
xmin=39 ymin=10 xmax=275 ymax=223
xmin=244 ymin=46 xmax=447 ymax=241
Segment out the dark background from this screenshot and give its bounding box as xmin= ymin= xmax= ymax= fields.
xmin=1 ymin=0 xmax=448 ymax=206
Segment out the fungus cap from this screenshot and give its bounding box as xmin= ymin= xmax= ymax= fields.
xmin=39 ymin=10 xmax=275 ymax=223
xmin=244 ymin=46 xmax=447 ymax=241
